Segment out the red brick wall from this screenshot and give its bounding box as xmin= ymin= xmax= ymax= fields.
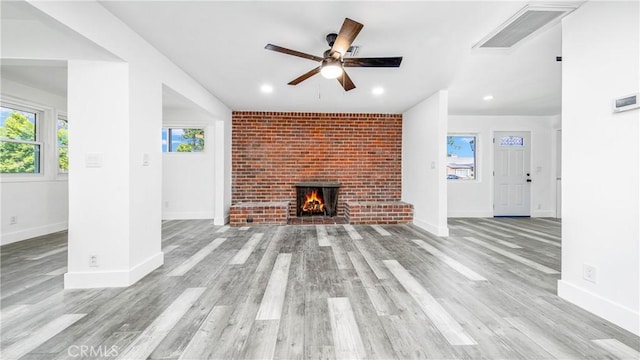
xmin=345 ymin=201 xmax=413 ymax=224
xmin=232 ymin=111 xmax=402 ymax=216
xmin=230 ymin=201 xmax=289 ymax=226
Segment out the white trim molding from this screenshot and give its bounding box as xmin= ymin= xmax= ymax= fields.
xmin=64 ymin=252 xmax=164 ymax=289
xmin=558 ymin=280 xmax=640 ymax=336
xmin=414 ymin=218 xmax=450 ymax=237
xmin=1 ymin=222 xmax=68 ymax=246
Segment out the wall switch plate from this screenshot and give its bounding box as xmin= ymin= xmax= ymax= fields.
xmin=142 ymin=153 xmax=150 ymax=166
xmin=9 ymin=216 xmax=17 ymax=225
xmin=583 ymin=264 xmax=597 ymax=283
xmin=85 ymin=153 xmax=103 ymax=168
xmin=89 ymin=255 xmax=99 ymax=267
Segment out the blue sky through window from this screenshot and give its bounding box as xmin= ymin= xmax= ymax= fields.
xmin=162 ymin=128 xmax=189 ymax=152
xmin=448 ymin=136 xmax=475 ymax=157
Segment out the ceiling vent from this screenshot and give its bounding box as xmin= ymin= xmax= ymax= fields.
xmin=345 ymin=45 xmax=360 ymax=57
xmin=474 ymin=4 xmax=579 ymax=49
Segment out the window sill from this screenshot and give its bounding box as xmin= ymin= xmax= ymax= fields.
xmin=1 ymin=174 xmax=67 ymax=183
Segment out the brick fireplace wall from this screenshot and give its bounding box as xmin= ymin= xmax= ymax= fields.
xmin=232 ymin=111 xmax=402 ymax=217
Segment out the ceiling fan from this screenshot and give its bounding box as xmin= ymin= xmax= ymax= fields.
xmin=265 ymin=18 xmax=403 ymax=91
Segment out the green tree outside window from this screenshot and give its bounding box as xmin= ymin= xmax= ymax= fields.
xmin=58 ymin=118 xmax=69 ymax=172
xmin=176 ymin=128 xmax=204 ymax=152
xmin=0 ymin=109 xmax=40 ymax=173
xmin=163 ymin=128 xmax=205 ymax=152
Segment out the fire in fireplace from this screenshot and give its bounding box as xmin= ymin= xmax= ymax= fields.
xmin=302 ymin=189 xmax=325 ymax=214
xmin=295 ymin=182 xmax=340 ymax=217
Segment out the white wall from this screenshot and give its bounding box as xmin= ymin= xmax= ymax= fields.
xmin=448 ymin=115 xmax=558 ymax=218
xmin=162 ymin=108 xmax=216 ymax=220
xmin=6 ymin=0 xmax=232 ymax=288
xmin=402 ymin=90 xmax=449 ymax=236
xmin=222 ymin=118 xmax=232 ymax=224
xmin=162 ymin=148 xmax=215 ymax=220
xmin=1 ymin=77 xmax=69 ymax=245
xmin=67 ymin=61 xmax=134 ymax=277
xmin=558 ymin=1 xmax=639 ymax=335
xmin=213 ymin=119 xmax=232 ymax=225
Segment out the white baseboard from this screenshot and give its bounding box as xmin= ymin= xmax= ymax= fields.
xmin=558 ymin=279 xmax=640 ymax=336
xmin=1 ymin=221 xmax=68 ymax=246
xmin=533 ymin=210 xmax=556 ymax=217
xmin=413 ymin=218 xmax=449 ymax=237
xmin=162 ymin=211 xmax=214 ymax=220
xmin=448 ymin=210 xmax=556 ymax=218
xmin=64 ymin=252 xmax=164 ymax=289
xmin=214 ymin=214 xmax=229 ymax=226
xmin=447 ymin=211 xmax=493 ymax=218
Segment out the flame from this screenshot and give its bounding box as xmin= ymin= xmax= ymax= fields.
xmin=302 ymin=189 xmax=325 ymax=214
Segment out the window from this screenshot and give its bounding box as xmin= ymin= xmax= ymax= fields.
xmin=162 ymin=128 xmax=205 ymax=152
xmin=499 ymin=136 xmax=524 ymax=147
xmin=57 ymin=115 xmax=69 ymax=173
xmin=447 ymin=135 xmax=476 ymax=180
xmin=0 ymin=104 xmax=41 ymax=174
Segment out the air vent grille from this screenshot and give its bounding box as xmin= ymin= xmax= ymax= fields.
xmin=475 ymin=4 xmax=579 ymax=49
xmin=345 ymin=45 xmax=360 ymax=57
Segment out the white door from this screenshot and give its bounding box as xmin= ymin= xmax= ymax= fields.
xmin=493 ymin=131 xmax=531 ymax=216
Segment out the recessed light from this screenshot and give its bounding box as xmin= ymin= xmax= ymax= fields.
xmin=260 ymin=84 xmax=273 ymax=93
xmin=372 ymin=87 xmax=384 ymax=95
xmin=483 ymin=94 xmax=494 ymax=101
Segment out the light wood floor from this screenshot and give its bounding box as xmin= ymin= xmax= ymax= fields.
xmin=1 ymin=218 xmax=639 ymax=359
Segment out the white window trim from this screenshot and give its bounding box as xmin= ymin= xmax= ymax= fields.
xmin=447 ymin=133 xmax=479 ymax=182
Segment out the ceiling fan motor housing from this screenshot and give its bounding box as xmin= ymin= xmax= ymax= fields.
xmin=321 ymin=57 xmax=342 ymax=68
xmin=326 ymin=33 xmax=338 ymax=47
xmin=323 ymin=49 xmax=343 ymax=61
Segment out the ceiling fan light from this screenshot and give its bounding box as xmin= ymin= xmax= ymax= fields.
xmin=320 ymin=61 xmax=343 ymax=79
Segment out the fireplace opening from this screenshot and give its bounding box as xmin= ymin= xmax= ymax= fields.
xmin=295 ymin=182 xmax=340 ymax=217
xmin=302 ymin=189 xmax=325 ymax=215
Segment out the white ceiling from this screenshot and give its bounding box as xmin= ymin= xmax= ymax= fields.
xmin=99 ymin=0 xmax=567 ymax=115
xmin=1 ymin=60 xmax=68 ymax=97
xmin=0 ymin=1 xmax=570 ymax=116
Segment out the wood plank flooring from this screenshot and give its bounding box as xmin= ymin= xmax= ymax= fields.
xmin=1 ymin=218 xmax=639 ymax=359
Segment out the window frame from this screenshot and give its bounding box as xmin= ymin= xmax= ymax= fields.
xmin=162 ymin=126 xmax=206 ymax=154
xmin=0 ymin=100 xmax=44 ymax=178
xmin=446 ymin=133 xmax=478 ymax=181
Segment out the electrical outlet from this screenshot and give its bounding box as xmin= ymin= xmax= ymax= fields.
xmin=583 ymin=264 xmax=597 ymax=283
xmin=89 ymin=255 xmax=99 ymax=267
xmin=9 ymin=216 xmax=17 ymax=225
xmin=164 ymin=201 xmax=169 ymax=208
xmin=537 ymin=204 xmax=542 ymax=210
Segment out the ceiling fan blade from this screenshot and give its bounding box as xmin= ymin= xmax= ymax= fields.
xmin=343 ymin=57 xmax=403 ymax=68
xmin=337 ymin=70 xmax=356 ymax=91
xmin=288 ymin=67 xmax=321 ymax=85
xmin=331 ymin=18 xmax=364 ymax=57
xmin=265 ymin=44 xmax=323 ymax=62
